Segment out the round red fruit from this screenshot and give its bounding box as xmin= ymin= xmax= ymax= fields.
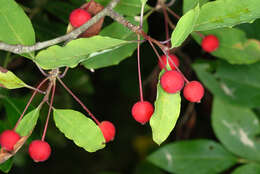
xmin=99 ymin=121 xmax=116 ymax=143
xmin=29 ymin=140 xmax=51 ymax=162
xmin=0 ymin=130 xmax=20 ymax=151
xmin=201 ymin=35 xmax=219 ymax=52
xmin=159 ymin=54 xmax=180 ymax=70
xmin=69 ymin=8 xmax=92 ymax=28
xmin=183 ymin=81 xmax=204 ymax=103
xmin=160 ymin=70 xmax=184 ymax=93
xmin=131 ymin=101 xmax=154 ymax=124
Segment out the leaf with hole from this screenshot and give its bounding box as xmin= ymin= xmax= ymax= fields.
xmin=148 ymin=139 xmax=237 ymax=174
xmin=53 ymin=109 xmax=105 ymax=152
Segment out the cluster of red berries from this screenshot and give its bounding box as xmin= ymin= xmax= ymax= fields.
xmin=0 ymin=130 xmax=51 ymax=162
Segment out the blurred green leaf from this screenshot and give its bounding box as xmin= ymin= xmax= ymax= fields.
xmin=149 ymin=77 xmax=181 ymax=145
xmin=195 ymin=0 xmax=260 ymax=31
xmin=0 ymin=0 xmax=35 ymax=58
xmin=82 ymin=17 xmax=148 ymax=69
xmin=238 ymin=19 xmax=260 ymax=40
xmin=16 ymin=107 xmax=40 ymax=136
xmin=148 ymin=139 xmax=237 ymax=174
xmin=134 ymin=161 xmax=164 ymax=174
xmin=171 ymin=4 xmax=200 ymax=48
xmin=53 ymin=109 xmax=105 ymax=152
xmin=212 ymin=97 xmax=260 ymax=161
xmin=2 ymin=97 xmax=34 ymax=128
xmin=35 ymin=36 xmax=129 ymax=69
xmin=192 ymin=28 xmax=260 ymax=64
xmin=95 ymin=0 xmax=150 ymax=16
xmin=193 ymin=61 xmax=260 ymax=107
xmin=44 ymin=0 xmax=75 ymax=23
xmin=0 ymin=158 xmax=13 ymax=173
xmin=183 ymin=0 xmax=209 ymax=14
xmin=232 ymin=163 xmax=260 ymax=174
xmin=0 ymin=67 xmax=28 ymax=89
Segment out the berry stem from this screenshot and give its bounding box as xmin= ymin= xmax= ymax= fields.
xmin=57 ymin=77 xmax=100 ymax=125
xmin=162 ymin=5 xmax=170 ymax=48
xmin=137 ymin=34 xmax=144 ymax=102
xmin=41 ymin=82 xmax=56 ymax=141
xmin=13 ymin=78 xmax=49 ymax=131
xmin=164 ymin=52 xmax=189 ymax=83
xmin=147 ymin=39 xmax=168 ymax=72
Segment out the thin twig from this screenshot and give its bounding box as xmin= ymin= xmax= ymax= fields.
xmin=57 ymin=77 xmax=100 ymax=125
xmin=0 ymin=0 xmax=120 ymax=54
xmin=13 ymin=78 xmax=49 ymax=130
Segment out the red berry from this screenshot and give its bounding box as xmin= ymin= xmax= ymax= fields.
xmin=160 ymin=70 xmax=184 ymax=93
xmin=29 ymin=140 xmax=51 ymax=162
xmin=131 ymin=101 xmax=154 ymax=124
xmin=69 ymin=8 xmax=92 ymax=28
xmin=201 ymin=35 xmax=219 ymax=52
xmin=183 ymin=81 xmax=204 ymax=103
xmin=99 ymin=121 xmax=116 ymax=143
xmin=0 ymin=130 xmax=20 ymax=151
xmin=159 ymin=54 xmax=180 ymax=70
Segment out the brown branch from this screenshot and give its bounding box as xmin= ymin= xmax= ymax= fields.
xmin=106 ymin=9 xmax=169 ymax=51
xmin=0 ymin=0 xmax=120 ymax=54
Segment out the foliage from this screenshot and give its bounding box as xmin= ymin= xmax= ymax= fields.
xmin=0 ymin=0 xmax=260 ymax=173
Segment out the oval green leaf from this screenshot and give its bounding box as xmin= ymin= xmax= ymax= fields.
xmin=148 ymin=139 xmax=237 ymax=174
xmin=53 ymin=109 xmax=105 ymax=152
xmin=0 ymin=67 xmax=27 ymax=89
xmin=195 ymin=0 xmax=260 ymax=31
xmin=212 ymin=97 xmax=260 ymax=162
xmin=171 ymin=4 xmax=200 ymax=48
xmin=0 ymin=158 xmax=13 ymax=173
xmin=16 ymin=107 xmax=40 ymax=136
xmin=0 ymin=0 xmax=35 ymax=58
xmin=232 ymin=163 xmax=260 ymax=174
xmin=149 ymin=81 xmax=181 ymax=145
xmin=35 ymin=36 xmax=128 ymax=70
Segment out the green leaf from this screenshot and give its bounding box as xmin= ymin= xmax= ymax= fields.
xmin=212 ymin=97 xmax=260 ymax=162
xmin=35 ymin=36 xmax=129 ymax=70
xmin=183 ymin=0 xmax=209 ymax=14
xmin=95 ymin=0 xmax=150 ymax=16
xmin=193 ymin=61 xmax=260 ymax=107
xmin=232 ymin=163 xmax=260 ymax=174
xmin=0 ymin=67 xmax=28 ymax=89
xmin=1 ymin=96 xmax=34 ymax=128
xmin=140 ymin=0 xmax=147 ymax=5
xmin=0 ymin=0 xmax=35 ymax=58
xmin=16 ymin=107 xmax=40 ymax=136
xmin=0 ymin=158 xmax=13 ymax=173
xmin=192 ymin=28 xmax=260 ymax=64
xmin=53 ymin=109 xmax=105 ymax=152
xmin=171 ymin=4 xmax=200 ymax=48
xmin=82 ymin=17 xmax=148 ymax=69
xmin=149 ymin=78 xmax=181 ymax=145
xmin=194 ymin=0 xmax=260 ymax=31
xmin=238 ymin=19 xmax=260 ymax=40
xmin=148 ymin=139 xmax=237 ymax=174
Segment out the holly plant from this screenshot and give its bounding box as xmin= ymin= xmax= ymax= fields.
xmin=0 ymin=0 xmax=260 ymax=173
